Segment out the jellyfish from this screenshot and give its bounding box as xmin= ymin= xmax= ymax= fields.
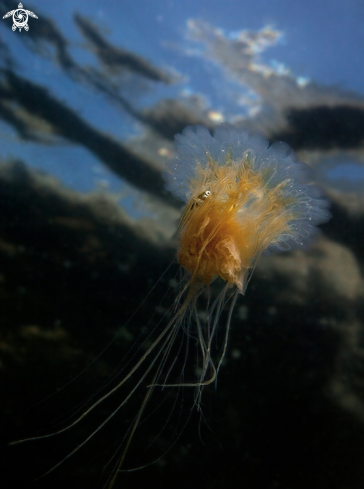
xmin=13 ymin=123 xmax=330 ymax=488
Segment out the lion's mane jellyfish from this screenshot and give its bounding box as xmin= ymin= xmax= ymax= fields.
xmin=162 ymin=123 xmax=330 ymax=392
xmin=13 ymin=124 xmax=330 ymax=489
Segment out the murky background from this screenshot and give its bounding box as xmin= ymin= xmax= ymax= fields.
xmin=1 ymin=1 xmax=364 ymax=488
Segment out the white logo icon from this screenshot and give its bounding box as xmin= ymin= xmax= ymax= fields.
xmin=2 ymin=2 xmax=38 ymax=32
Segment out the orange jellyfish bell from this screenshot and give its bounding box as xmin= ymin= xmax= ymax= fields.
xmin=164 ymin=124 xmax=330 ymax=294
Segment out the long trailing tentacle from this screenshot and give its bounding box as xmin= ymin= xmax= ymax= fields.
xmin=106 ymin=294 xmax=199 ymax=488
xmin=33 ymin=319 xmax=181 ymax=479
xmin=106 ymin=383 xmax=154 ymax=489
xmin=216 ymin=287 xmax=239 ymax=376
xmin=10 ymin=300 xmax=194 ymax=472
xmin=150 ymin=282 xmax=219 ymax=391
xmin=151 ymin=282 xmax=236 ymax=399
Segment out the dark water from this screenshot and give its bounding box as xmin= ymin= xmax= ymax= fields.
xmin=1 ymin=2 xmax=364 ymax=489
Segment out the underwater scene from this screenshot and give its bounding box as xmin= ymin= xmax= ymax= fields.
xmin=1 ymin=1 xmax=364 ymax=488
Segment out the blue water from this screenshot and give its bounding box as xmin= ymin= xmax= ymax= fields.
xmin=1 ymin=0 xmax=363 ymax=205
